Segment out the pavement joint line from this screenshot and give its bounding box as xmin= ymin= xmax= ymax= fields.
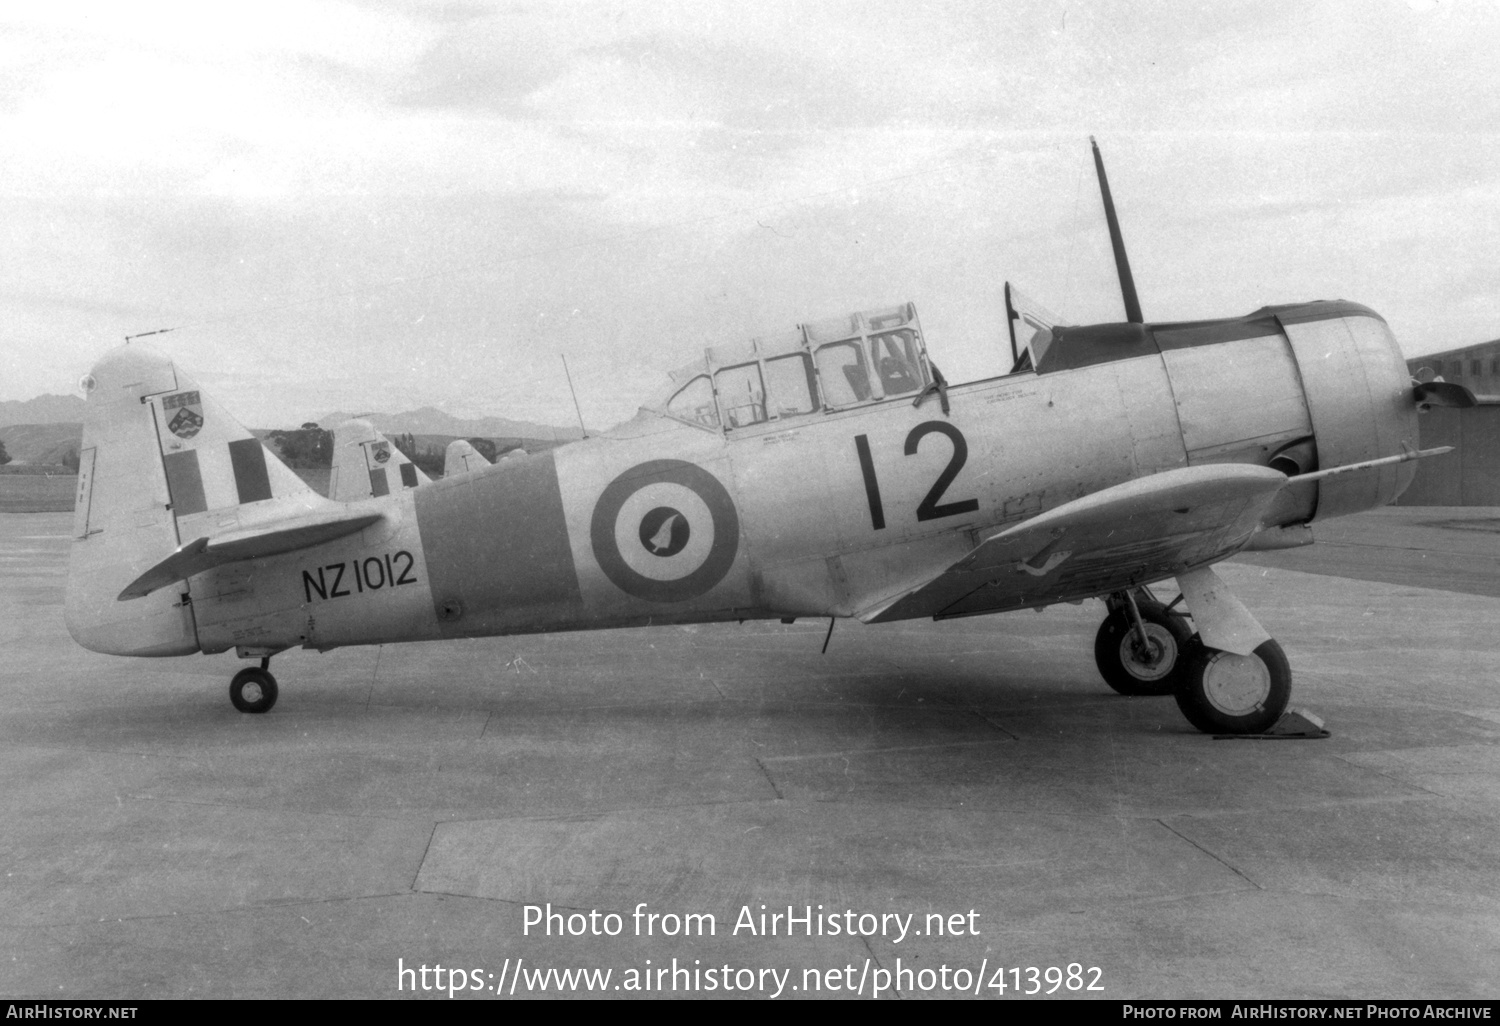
xmin=364 ymin=645 xmax=383 ymax=711
xmin=99 ymin=792 xmax=452 ymax=826
xmin=1153 ymin=818 xmax=1264 ymax=891
xmin=0 ymin=891 xmax=418 ymax=931
xmin=790 ymin=794 xmax=1135 ymax=812
xmin=1244 ymin=884 xmax=1500 ymax=910
xmin=759 ymin=738 xmax=1015 ymax=762
xmin=1067 ymin=884 xmax=1280 ymax=914
xmin=0 ymin=743 xmax=206 ymax=760
xmin=0 ymin=733 xmax=502 ymax=757
xmin=478 ymin=696 xmax=996 ymax=714
xmin=970 ymin=710 xmax=1022 ymax=740
xmin=860 ymin=933 xmax=895 ymax=1000
xmin=411 ymin=821 xmax=439 ymax=892
xmin=1328 ymin=756 xmax=1459 ymax=799
xmin=753 ymin=757 xmax=784 ymax=800
xmin=422 ymin=795 xmax=799 ymax=827
xmin=429 ymin=792 xmax=792 ymax=828
xmin=409 ymin=889 xmax=580 ymax=909
xmin=719 ymin=670 xmax=937 ymax=681
xmin=1149 ymin=793 xmax=1442 ymax=821
xmin=1306 ymin=540 xmax=1500 ymax=560
xmin=921 ymin=854 xmax=1097 ymax=870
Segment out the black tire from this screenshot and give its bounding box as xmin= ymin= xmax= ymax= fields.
xmin=1174 ymin=638 xmax=1291 ymax=735
xmin=1094 ymin=600 xmax=1195 ymax=696
xmin=229 ymin=667 xmax=278 ymax=714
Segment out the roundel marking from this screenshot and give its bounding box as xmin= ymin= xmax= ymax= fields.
xmin=590 ymin=460 xmax=739 ymax=602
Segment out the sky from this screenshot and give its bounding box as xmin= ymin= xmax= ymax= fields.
xmin=3 ymin=0 xmax=1498 ymax=429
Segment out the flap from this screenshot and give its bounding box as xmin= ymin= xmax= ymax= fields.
xmin=119 ymin=510 xmax=384 ymax=600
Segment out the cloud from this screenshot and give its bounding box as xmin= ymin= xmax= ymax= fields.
xmin=4 ymin=1 xmax=1499 ymax=419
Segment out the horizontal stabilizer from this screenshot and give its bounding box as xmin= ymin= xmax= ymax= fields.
xmin=118 ymin=510 xmax=383 ymax=600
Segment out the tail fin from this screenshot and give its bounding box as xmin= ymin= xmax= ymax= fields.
xmin=66 ymin=344 xmax=324 ymax=656
xmin=444 ymin=438 xmax=492 ymax=477
xmin=328 ymin=420 xmax=431 ymax=502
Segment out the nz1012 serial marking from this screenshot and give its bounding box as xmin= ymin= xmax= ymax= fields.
xmin=302 ymin=550 xmax=418 ymax=603
xmin=855 ymin=421 xmax=981 ymax=531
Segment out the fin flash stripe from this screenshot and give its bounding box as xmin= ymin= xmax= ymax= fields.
xmin=228 ymin=438 xmax=273 ymax=504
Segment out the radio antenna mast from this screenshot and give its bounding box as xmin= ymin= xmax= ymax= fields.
xmin=561 ymin=355 xmax=588 ymax=439
xmin=124 ymin=327 xmax=177 ymax=345
xmin=1090 ymin=137 xmax=1143 ymax=324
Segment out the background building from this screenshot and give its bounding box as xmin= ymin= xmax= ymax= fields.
xmin=1400 ymin=341 xmax=1500 ymax=505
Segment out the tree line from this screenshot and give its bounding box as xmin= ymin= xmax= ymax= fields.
xmin=266 ymin=425 xmax=497 ymax=477
xmin=0 ymin=438 xmax=80 ymax=470
xmin=0 ymin=426 xmax=498 ymax=475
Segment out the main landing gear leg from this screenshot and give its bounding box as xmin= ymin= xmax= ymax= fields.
xmin=1171 ymin=567 xmax=1290 ymax=735
xmin=229 ymin=656 xmax=279 ymax=714
xmin=1094 ymin=587 xmax=1194 ymax=696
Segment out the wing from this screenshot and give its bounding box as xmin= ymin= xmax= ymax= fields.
xmin=859 ymin=463 xmax=1289 ymax=623
xmin=860 ymin=444 xmax=1451 ymax=624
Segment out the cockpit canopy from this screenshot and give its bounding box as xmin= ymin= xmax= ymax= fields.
xmin=651 ymin=302 xmax=934 ymax=432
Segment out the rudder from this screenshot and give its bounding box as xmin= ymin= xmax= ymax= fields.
xmin=329 ymin=420 xmax=430 ymax=501
xmin=444 ymin=438 xmax=492 ymax=477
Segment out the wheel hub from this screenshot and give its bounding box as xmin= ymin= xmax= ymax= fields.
xmin=1118 ymin=623 xmax=1177 ymax=681
xmin=1200 ymin=651 xmax=1272 ymax=715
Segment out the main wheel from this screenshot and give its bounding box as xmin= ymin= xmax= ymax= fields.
xmin=1094 ymin=599 xmax=1195 ymax=696
xmin=1174 ymin=638 xmax=1290 ymax=735
xmin=229 ymin=667 xmax=278 ymax=714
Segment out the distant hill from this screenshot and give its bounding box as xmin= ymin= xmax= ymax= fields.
xmin=0 ymin=394 xmax=86 ymax=427
xmin=0 ymin=397 xmax=581 ymax=467
xmin=316 ymin=406 xmax=584 ymax=442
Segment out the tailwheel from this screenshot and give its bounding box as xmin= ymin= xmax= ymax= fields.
xmin=1174 ymin=639 xmax=1290 ymax=735
xmin=229 ymin=666 xmax=278 ymax=714
xmin=1094 ymin=593 xmax=1194 ymax=696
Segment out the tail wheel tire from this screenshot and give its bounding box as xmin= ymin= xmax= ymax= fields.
xmin=1094 ymin=600 xmax=1195 ymax=696
xmin=1174 ymin=638 xmax=1291 ymax=735
xmin=230 ymin=667 xmax=278 ymax=714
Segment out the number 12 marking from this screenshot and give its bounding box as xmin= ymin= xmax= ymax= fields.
xmin=855 ymin=421 xmax=980 ymax=530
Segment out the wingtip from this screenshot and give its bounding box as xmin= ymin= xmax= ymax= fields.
xmin=116 ymin=537 xmax=210 ymax=601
